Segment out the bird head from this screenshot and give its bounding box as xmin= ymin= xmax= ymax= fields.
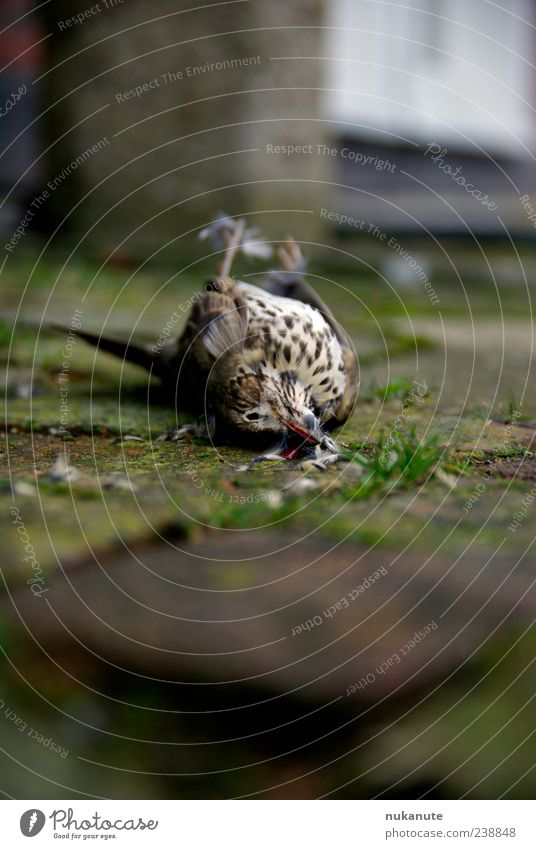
xmin=210 ymin=360 xmax=328 ymax=455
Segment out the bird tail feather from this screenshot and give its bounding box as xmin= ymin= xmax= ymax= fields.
xmin=48 ymin=322 xmax=161 ymax=374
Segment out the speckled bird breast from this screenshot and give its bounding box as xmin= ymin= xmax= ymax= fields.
xmin=236 ymin=282 xmax=348 ymax=411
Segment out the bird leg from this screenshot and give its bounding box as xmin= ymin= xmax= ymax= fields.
xmin=276 ymin=236 xmax=304 ymax=273
xmin=216 ymin=217 xmax=246 ymax=278
xmin=166 ymin=414 xmax=216 ymax=442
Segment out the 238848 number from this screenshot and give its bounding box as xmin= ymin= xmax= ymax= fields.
xmin=473 ymin=828 xmax=516 ymax=838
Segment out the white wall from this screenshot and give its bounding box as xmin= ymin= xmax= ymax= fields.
xmin=324 ymin=0 xmax=536 ymax=155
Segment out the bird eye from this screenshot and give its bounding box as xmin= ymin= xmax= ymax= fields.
xmin=244 ymin=411 xmax=261 ymax=421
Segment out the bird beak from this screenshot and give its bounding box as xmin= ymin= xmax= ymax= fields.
xmin=283 ymin=420 xmax=320 ymax=446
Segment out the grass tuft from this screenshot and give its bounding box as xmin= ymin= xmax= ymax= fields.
xmin=360 ymin=377 xmax=420 ymax=403
xmin=345 ymin=427 xmax=451 ymax=496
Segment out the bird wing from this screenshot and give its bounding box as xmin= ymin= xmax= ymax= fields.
xmin=163 ymin=277 xmax=250 ymax=413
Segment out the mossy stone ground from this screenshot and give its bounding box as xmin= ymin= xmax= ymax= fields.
xmin=1 ymin=253 xmax=536 ymax=798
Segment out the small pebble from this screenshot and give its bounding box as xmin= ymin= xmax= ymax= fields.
xmin=13 ymin=480 xmax=37 ymax=497
xmin=435 ymin=467 xmax=458 ymax=489
xmin=105 ymin=476 xmax=140 ymax=492
xmin=283 ymin=478 xmax=319 ymax=495
xmin=15 ymin=384 xmax=35 ymax=399
xmin=264 ymin=490 xmax=283 ymax=508
xmin=47 ymin=427 xmax=73 ymax=439
xmin=50 ymin=455 xmax=80 ymax=483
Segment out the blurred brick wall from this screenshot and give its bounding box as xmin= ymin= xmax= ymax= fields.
xmin=0 ymin=0 xmax=44 ymax=230
xmin=39 ymin=0 xmax=329 ymax=259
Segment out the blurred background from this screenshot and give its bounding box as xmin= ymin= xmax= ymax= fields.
xmin=4 ymin=0 xmax=536 ymax=252
xmin=1 ymin=0 xmax=536 ymax=801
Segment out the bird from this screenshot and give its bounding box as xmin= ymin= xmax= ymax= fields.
xmin=63 ymin=218 xmax=358 ymax=459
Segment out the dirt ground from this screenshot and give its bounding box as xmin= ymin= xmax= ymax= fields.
xmin=1 ymin=248 xmax=536 ymax=799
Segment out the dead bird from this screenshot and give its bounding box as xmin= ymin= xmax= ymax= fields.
xmin=57 ymin=218 xmax=358 ymax=459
